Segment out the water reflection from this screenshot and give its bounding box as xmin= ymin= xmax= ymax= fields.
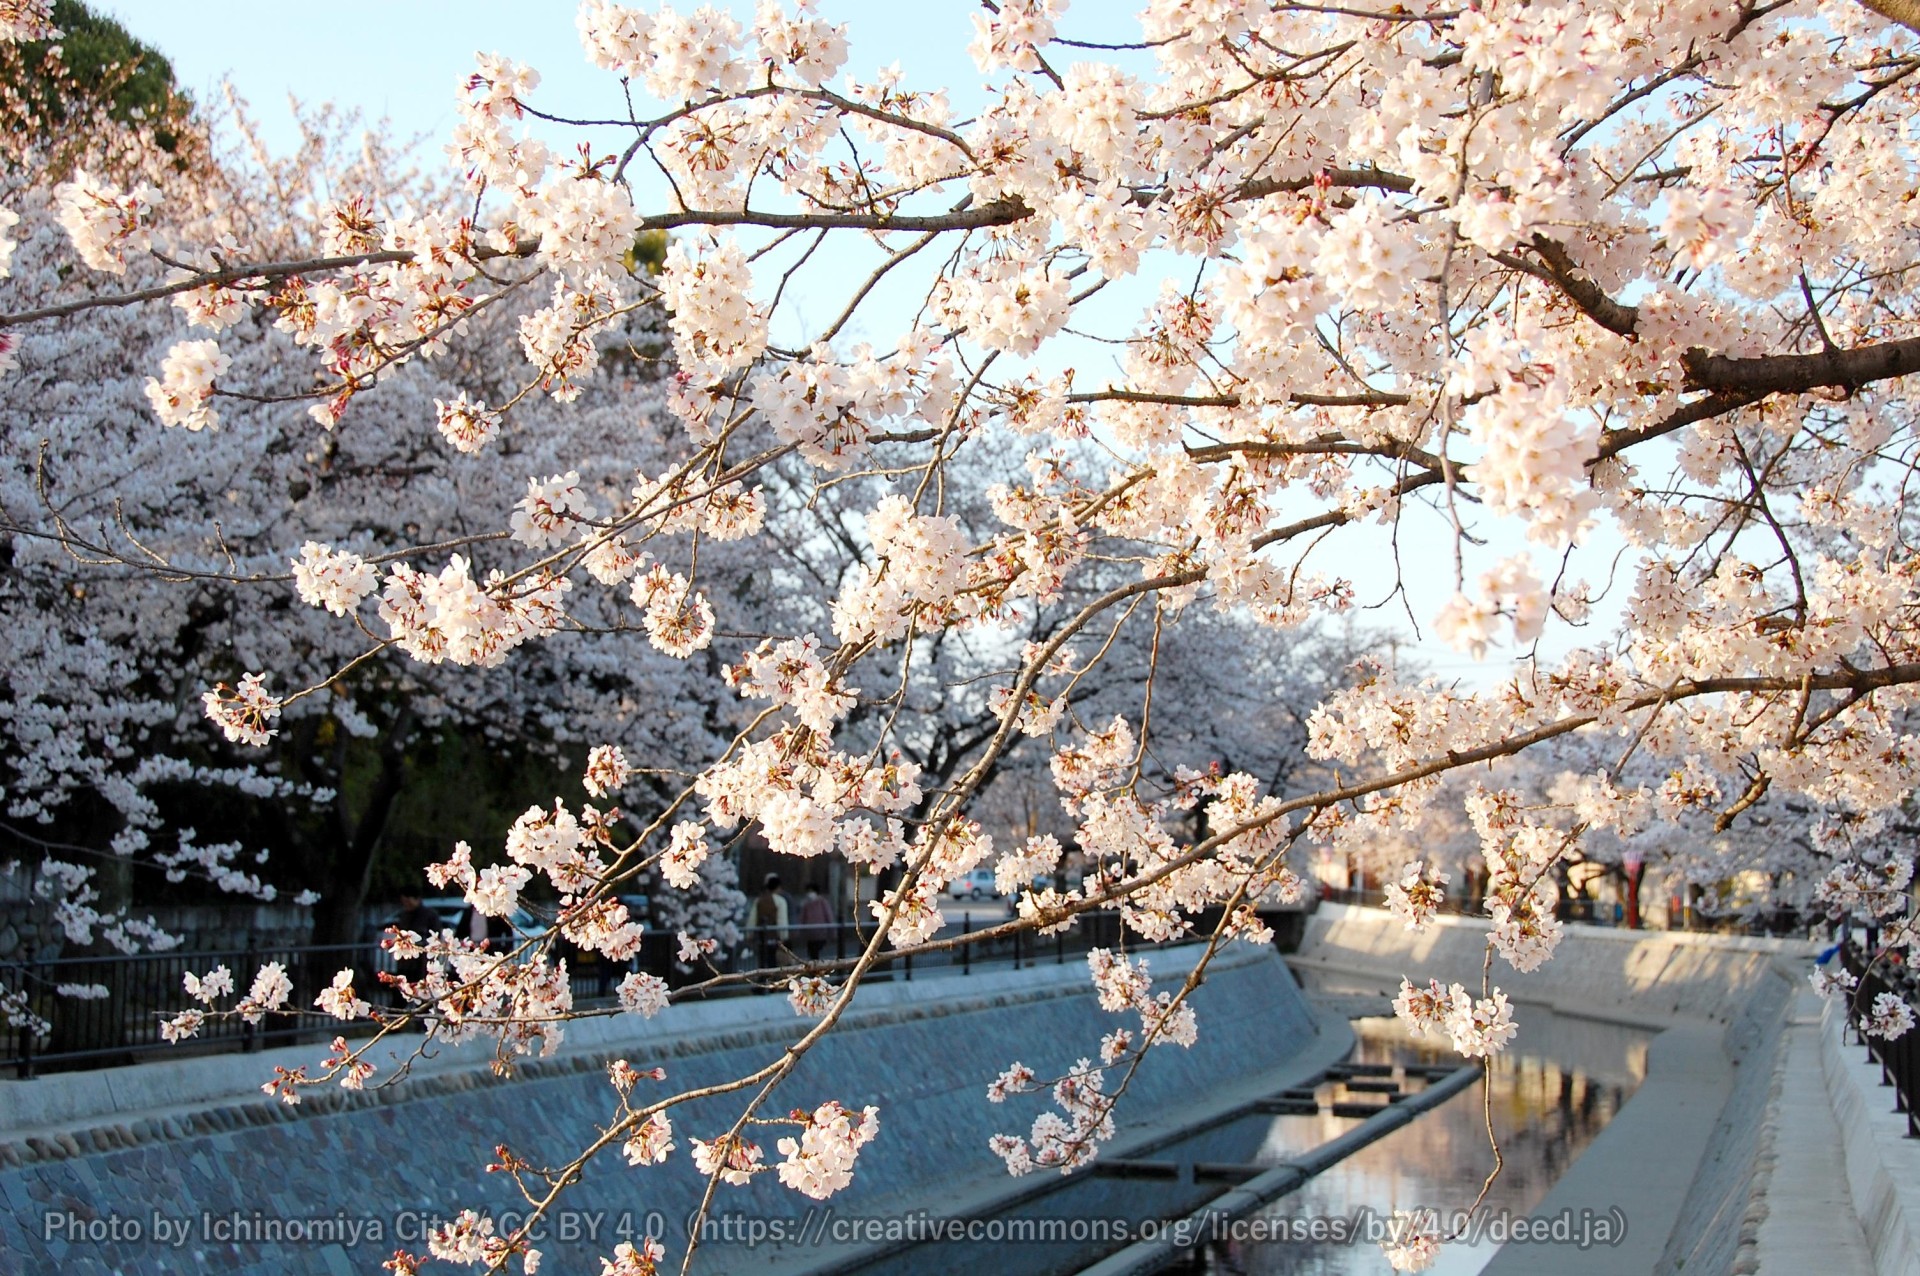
xmin=840 ymin=994 xmax=1647 ymax=1276
xmin=1179 ymin=1008 xmax=1648 ymax=1276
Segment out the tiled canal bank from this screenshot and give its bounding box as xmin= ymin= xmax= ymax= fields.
xmin=1291 ymin=903 xmax=1847 ymax=1276
xmin=0 ymin=942 xmax=1338 ymax=1275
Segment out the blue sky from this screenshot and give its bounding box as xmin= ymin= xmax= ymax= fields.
xmin=99 ymin=1 xmax=993 ymax=155
xmin=94 ymin=0 xmax=1609 ymax=685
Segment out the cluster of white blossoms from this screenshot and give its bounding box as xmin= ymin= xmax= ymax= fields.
xmin=291 ymin=542 xmax=378 ymax=616
xmin=1466 ymin=788 xmax=1570 ymax=974
xmin=200 ymin=674 xmax=280 ymax=748
xmin=511 ymin=471 xmax=597 ymax=549
xmin=143 ymin=339 xmax=230 ymax=431
xmin=690 ymin=1133 xmax=764 ymax=1186
xmin=1813 ymin=858 xmax=1915 ymax=920
xmin=1462 ymin=378 xmax=1601 ymax=548
xmin=517 ymin=272 xmax=627 ymax=403
xmin=660 ymin=238 xmax=767 ymax=376
xmin=986 ymin=949 xmax=1197 ymax=1176
xmin=1864 ymin=992 xmax=1917 ymax=1041
xmin=1084 ymin=950 xmax=1196 ymax=1052
xmin=582 ymin=744 xmax=632 ymax=798
xmin=621 ymin=1112 xmax=675 ymax=1168
xmin=786 ymin=974 xmax=834 ymax=1016
xmin=1383 ymin=860 xmax=1449 ymax=932
xmin=379 ymin=556 xmax=571 ymax=668
xmin=1810 ymin=966 xmax=1859 ymax=1002
xmin=988 ymin=1055 xmax=1116 ymax=1176
xmin=450 ymin=52 xmax=548 ymax=193
xmin=520 ymin=173 xmax=642 ymax=278
xmin=775 ymin=1100 xmax=880 ymax=1199
xmin=425 ymin=1209 xmax=524 ymax=1270
xmin=163 ymin=961 xmax=294 ymax=1047
xmin=631 ymin=565 xmax=714 ymax=658
xmin=52 ymin=170 xmax=161 ymax=273
xmin=600 ymin=1239 xmax=667 ymax=1276
xmin=968 ymin=0 xmax=1063 ymax=75
xmin=617 ymin=971 xmax=670 ymax=1018
xmin=658 ymin=821 xmax=709 ymax=890
xmin=989 ymin=684 xmax=1068 ymax=738
xmin=1433 ymin=556 xmax=1549 ymax=661
xmin=314 ymin=969 xmax=372 ymax=1021
xmin=434 ymin=392 xmax=502 ymax=453
xmin=1381 ymin=1212 xmax=1444 ymax=1273
xmin=1394 ymin=978 xmax=1520 ymax=1060
xmin=0 ymin=0 xmax=55 ymax=43
xmin=935 ymin=269 xmax=1073 ymax=357
xmin=831 ymin=496 xmax=971 ymax=643
xmin=722 ymin=634 xmax=856 ymax=733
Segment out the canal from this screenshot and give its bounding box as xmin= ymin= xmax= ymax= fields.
xmin=834 ymin=982 xmax=1650 ymax=1276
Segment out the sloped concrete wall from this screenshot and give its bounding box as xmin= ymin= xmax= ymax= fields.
xmin=0 ymin=942 xmax=1323 ymax=1276
xmin=1294 ymin=903 xmax=1800 ymax=1027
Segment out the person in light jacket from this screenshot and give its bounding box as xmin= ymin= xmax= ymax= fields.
xmin=798 ymin=882 xmax=833 ymax=961
xmin=753 ymin=874 xmax=789 ymax=968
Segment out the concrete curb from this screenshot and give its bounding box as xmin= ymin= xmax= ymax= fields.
xmin=1821 ymin=998 xmax=1920 ymax=1276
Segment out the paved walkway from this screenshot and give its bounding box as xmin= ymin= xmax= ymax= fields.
xmin=1750 ymin=986 xmax=1875 ymax=1275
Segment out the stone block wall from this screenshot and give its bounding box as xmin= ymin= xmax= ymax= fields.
xmin=0 ymin=942 xmax=1322 ymax=1275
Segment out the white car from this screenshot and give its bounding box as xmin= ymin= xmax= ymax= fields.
xmin=947 ymin=868 xmax=999 ymax=900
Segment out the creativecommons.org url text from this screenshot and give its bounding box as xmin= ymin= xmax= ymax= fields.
xmin=41 ymin=1204 xmax=1627 ymax=1252
xmin=689 ymin=1204 xmax=1627 ymax=1250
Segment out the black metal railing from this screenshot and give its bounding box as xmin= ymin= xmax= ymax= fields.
xmin=737 ymin=911 xmax=1143 ymax=980
xmin=1839 ymin=939 xmax=1920 ymax=1138
xmin=0 ymin=941 xmax=378 ymax=1078
xmin=1 ymin=910 xmax=1194 ymax=1079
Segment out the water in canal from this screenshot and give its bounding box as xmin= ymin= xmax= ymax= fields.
xmin=839 ymin=981 xmax=1648 ymax=1276
xmin=1186 ymin=1003 xmax=1648 ymax=1275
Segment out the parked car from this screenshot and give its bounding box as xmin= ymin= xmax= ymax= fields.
xmin=947 ymin=868 xmax=999 ymax=900
xmin=415 ymin=897 xmax=549 ymax=944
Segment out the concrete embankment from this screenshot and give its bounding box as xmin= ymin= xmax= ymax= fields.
xmin=1292 ymin=903 xmax=1827 ymax=1276
xmin=0 ymin=942 xmax=1340 ymax=1275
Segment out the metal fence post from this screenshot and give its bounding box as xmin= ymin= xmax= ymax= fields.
xmin=19 ymin=957 xmax=37 ymax=1080
xmin=241 ymin=935 xmax=258 ymax=1053
xmin=962 ymin=914 xmax=971 ymax=976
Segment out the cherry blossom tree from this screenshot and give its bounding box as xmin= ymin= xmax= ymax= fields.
xmin=6 ymin=0 xmax=1920 ymax=1269
xmin=0 ymin=48 xmax=756 ymax=951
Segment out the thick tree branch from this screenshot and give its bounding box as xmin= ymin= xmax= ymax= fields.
xmin=1683 ymin=333 xmax=1920 ymax=396
xmin=636 ymin=199 xmax=1032 ymax=235
xmin=1857 ymin=0 xmax=1920 ymax=35
xmin=0 ymin=249 xmax=418 ymax=327
xmin=1496 ymin=235 xmax=1642 ymax=338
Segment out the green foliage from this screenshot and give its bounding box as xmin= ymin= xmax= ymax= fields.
xmin=626 ymin=228 xmax=668 ymax=276
xmin=7 ymin=1 xmax=192 ymax=150
xmin=366 ymin=728 xmax=577 ymax=904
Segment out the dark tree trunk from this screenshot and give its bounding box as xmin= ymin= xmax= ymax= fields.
xmin=307 ymin=705 xmax=416 ymax=950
